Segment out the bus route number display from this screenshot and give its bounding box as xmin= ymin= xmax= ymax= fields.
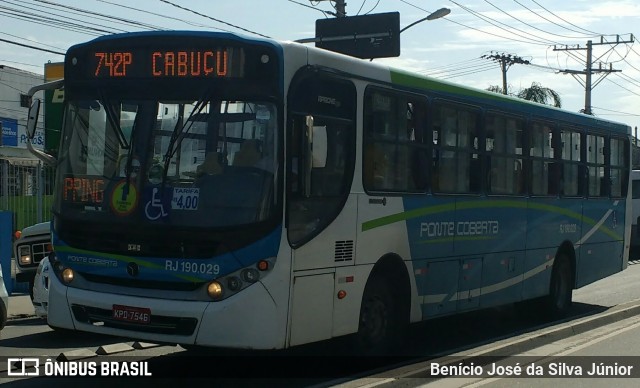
xmin=92 ymin=49 xmax=232 ymax=79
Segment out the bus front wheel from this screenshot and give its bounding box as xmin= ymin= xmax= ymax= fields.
xmin=545 ymin=254 xmax=573 ymax=317
xmin=355 ymin=276 xmax=398 ymax=355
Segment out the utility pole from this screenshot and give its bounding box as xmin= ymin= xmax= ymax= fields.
xmin=315 ymin=0 xmax=346 ymax=17
xmin=335 ymin=0 xmax=346 ymax=17
xmin=481 ymin=52 xmax=529 ymax=95
xmin=554 ymin=34 xmax=634 ymax=115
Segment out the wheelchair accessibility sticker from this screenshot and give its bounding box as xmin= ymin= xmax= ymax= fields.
xmin=144 ymin=187 xmax=172 ymax=220
xmin=110 ymin=180 xmax=138 ymax=216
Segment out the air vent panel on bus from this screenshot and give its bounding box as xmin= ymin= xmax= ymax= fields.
xmin=334 ymin=240 xmax=354 ymax=262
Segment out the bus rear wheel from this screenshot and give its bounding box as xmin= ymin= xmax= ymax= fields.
xmin=355 ymin=276 xmax=398 ymax=355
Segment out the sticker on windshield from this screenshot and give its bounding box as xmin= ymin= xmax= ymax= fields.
xmin=145 ymin=187 xmax=170 ymax=220
xmin=110 ymin=180 xmax=138 ymax=216
xmin=172 ymin=188 xmax=199 ymax=210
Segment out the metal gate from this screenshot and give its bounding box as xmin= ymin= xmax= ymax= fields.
xmin=0 ymin=158 xmax=55 ymax=232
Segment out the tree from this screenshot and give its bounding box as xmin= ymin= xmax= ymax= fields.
xmin=486 ymin=82 xmax=562 ymax=108
xmin=516 ymin=82 xmax=562 ymax=108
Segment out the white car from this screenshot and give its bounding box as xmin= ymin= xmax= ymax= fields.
xmin=1 ymin=263 xmax=8 ymax=330
xmin=32 ymin=256 xmax=50 ymax=319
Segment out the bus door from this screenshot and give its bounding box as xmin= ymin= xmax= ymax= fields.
xmin=286 ymin=71 xmax=357 ymax=345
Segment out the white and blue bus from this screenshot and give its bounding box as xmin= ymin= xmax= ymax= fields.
xmin=26 ymin=31 xmax=631 ymax=353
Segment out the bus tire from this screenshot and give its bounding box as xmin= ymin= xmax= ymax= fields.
xmin=544 ymin=254 xmax=573 ymax=317
xmin=355 ymin=276 xmax=398 ymax=355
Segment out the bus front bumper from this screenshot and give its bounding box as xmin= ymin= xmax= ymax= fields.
xmin=47 ymin=273 xmax=283 ymax=349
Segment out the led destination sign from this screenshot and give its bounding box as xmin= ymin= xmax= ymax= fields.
xmin=88 ymin=47 xmax=241 ymax=79
xmin=63 ymin=176 xmax=105 ymax=204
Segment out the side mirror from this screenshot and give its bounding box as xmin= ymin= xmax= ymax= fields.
xmin=26 ymin=99 xmax=41 ymax=139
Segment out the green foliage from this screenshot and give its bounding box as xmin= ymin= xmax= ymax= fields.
xmin=517 ymin=82 xmax=562 ymax=108
xmin=486 ymin=82 xmax=562 ymax=108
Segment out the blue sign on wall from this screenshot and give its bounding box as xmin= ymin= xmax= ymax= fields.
xmin=1 ymin=117 xmax=18 ymax=147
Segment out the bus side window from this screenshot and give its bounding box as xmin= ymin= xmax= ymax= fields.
xmin=548 ymin=162 xmax=561 ymax=196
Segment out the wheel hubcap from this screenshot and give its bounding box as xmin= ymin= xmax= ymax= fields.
xmin=362 ymin=297 xmax=387 ymax=342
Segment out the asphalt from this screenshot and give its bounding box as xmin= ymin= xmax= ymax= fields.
xmin=5 ymin=293 xmax=36 ymax=320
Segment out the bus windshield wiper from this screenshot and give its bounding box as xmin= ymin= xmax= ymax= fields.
xmin=161 ymin=93 xmax=211 ymax=183
xmin=99 ymin=92 xmax=129 ymax=149
xmin=123 ymin=105 xmax=141 ymax=185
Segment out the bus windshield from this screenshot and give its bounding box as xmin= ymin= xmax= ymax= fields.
xmin=55 ymin=95 xmax=279 ymax=229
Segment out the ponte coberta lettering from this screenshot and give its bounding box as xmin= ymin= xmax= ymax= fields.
xmin=420 ymin=220 xmax=499 ymax=238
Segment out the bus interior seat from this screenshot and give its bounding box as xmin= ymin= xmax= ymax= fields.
xmin=197 ymin=152 xmax=223 ymax=176
xmin=233 ymin=140 xmax=260 ymax=167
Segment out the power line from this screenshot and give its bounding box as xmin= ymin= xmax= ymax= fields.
xmin=400 ymin=0 xmax=554 ymax=46
xmin=528 ymin=0 xmax=601 ymax=36
xmin=96 ymin=0 xmax=230 ymax=31
xmin=592 ymin=106 xmax=640 ymax=117
xmin=420 ymin=60 xmax=495 ymax=77
xmin=0 ymin=37 xmax=65 ymax=56
xmin=364 ymin=0 xmax=381 ymax=15
xmin=417 ymin=57 xmax=488 ymax=74
xmin=440 ymin=64 xmax=498 ymax=80
xmin=0 ymin=6 xmax=109 ymax=36
xmin=449 ymin=0 xmax=558 ymax=46
xmin=285 ymin=0 xmax=329 ymax=17
xmin=0 ymin=59 xmax=42 ymax=69
xmin=157 ymin=0 xmax=271 ymax=38
xmin=484 ymin=0 xmax=596 ymax=41
xmin=33 ymin=0 xmax=164 ymax=31
xmin=1 ymin=1 xmax=120 ymax=34
xmin=0 ymin=31 xmax=66 ymax=52
xmin=512 ymin=0 xmax=601 ymax=38
xmin=356 ymin=0 xmax=368 ymax=16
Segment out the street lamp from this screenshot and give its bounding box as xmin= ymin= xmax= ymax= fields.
xmin=369 ymin=7 xmax=450 ymax=61
xmin=400 ymin=7 xmax=451 ymax=33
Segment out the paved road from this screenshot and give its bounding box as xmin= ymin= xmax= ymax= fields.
xmin=3 ymin=262 xmax=640 ymax=387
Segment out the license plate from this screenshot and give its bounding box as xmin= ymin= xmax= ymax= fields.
xmin=112 ymin=304 xmax=151 ymax=324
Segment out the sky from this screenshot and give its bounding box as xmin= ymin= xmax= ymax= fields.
xmin=1 ymin=0 xmax=639 ymax=132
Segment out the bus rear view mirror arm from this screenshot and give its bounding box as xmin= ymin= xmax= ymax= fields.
xmin=25 ymin=79 xmax=64 ymax=166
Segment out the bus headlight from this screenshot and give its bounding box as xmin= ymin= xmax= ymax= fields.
xmin=49 ymin=253 xmax=75 ymax=286
xmin=61 ymin=268 xmax=75 ymax=284
xmin=207 ymin=281 xmax=223 ymax=300
xmin=206 ymin=258 xmax=274 ymax=301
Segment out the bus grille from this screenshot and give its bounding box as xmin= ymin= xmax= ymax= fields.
xmin=71 ymin=304 xmax=198 ymax=336
xmin=79 ymin=272 xmax=202 ymax=291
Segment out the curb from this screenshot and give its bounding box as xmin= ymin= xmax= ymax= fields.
xmin=335 ymin=298 xmax=640 ymax=387
xmin=457 ymin=298 xmax=640 ymax=360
